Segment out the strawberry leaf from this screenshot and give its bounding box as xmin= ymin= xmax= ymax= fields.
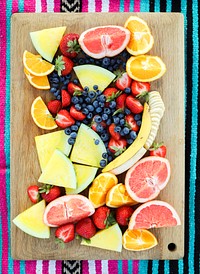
xmin=106 ymin=90 xmax=122 ymax=102
xmin=73 ymin=90 xmax=82 ymax=96
xmin=55 ymin=55 xmax=65 ymax=76
xmin=55 ymin=238 xmax=66 ymax=248
xmin=113 ymin=69 xmax=126 ymax=82
xmin=112 ymin=108 xmax=123 ymax=116
xmin=67 ymin=40 xmax=81 ymax=53
xmin=136 ymin=91 xmax=149 ymax=102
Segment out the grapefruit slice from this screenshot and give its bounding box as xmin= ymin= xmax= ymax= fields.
xmin=81 ymin=223 xmax=122 ymax=252
xmin=128 ymin=200 xmax=181 ymax=230
xmin=35 ymin=130 xmax=72 ymax=171
xmin=70 ymin=124 xmax=107 ymax=168
xmin=30 ymin=26 xmax=66 ymax=62
xmin=79 ymin=25 xmax=130 ymax=59
xmin=125 ymin=156 xmax=171 ymax=203
xmin=65 ymin=164 xmax=98 ymax=194
xmin=74 ymin=65 xmax=116 ymax=91
xmin=38 ymin=149 xmax=76 ymax=188
xmin=13 ymin=200 xmax=50 ymax=238
xmin=43 ymin=195 xmax=95 ymax=227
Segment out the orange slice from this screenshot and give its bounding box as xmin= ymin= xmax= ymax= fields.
xmin=126 ymin=55 xmax=166 ymax=82
xmin=106 ymin=183 xmax=137 ymax=208
xmin=24 ymin=68 xmax=50 ymax=90
xmin=31 ymin=96 xmax=57 ymax=130
xmin=124 ymin=16 xmax=154 ymax=55
xmin=88 ymin=172 xmax=118 ymax=208
xmin=23 ymin=50 xmax=55 ymax=76
xmin=122 ymin=229 xmax=158 ymax=251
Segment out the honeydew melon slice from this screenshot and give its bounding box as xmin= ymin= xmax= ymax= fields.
xmin=81 ymin=223 xmax=122 ymax=252
xmin=38 ymin=149 xmax=76 ymax=188
xmin=35 ymin=130 xmax=72 ymax=171
xmin=65 ymin=164 xmax=98 ymax=194
xmin=70 ymin=124 xmax=107 ymax=168
xmin=13 ymin=200 xmax=50 ymax=238
xmin=73 ymin=64 xmax=116 ymax=91
xmin=30 ymin=26 xmax=66 ymax=62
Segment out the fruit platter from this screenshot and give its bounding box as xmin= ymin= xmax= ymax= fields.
xmin=10 ymin=13 xmax=185 ymax=260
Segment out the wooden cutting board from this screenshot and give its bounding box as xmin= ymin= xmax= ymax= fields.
xmin=10 ymin=12 xmax=184 ymax=260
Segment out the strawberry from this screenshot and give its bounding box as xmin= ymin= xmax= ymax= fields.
xmin=55 ymin=55 xmax=74 ymax=76
xmin=27 ymin=185 xmax=40 ymax=204
xmin=55 ymin=109 xmax=75 ymax=128
xmin=55 ymin=223 xmax=75 ymax=243
xmin=39 ymin=184 xmax=61 ymax=203
xmin=114 ymin=71 xmax=132 ymax=90
xmin=116 ymin=206 xmax=134 ymax=226
xmin=126 ymin=96 xmax=144 ymax=114
xmin=70 ymin=105 xmax=86 ymax=121
xmin=75 ymin=217 xmax=96 ymax=239
xmin=149 ymin=142 xmax=167 ymax=158
xmin=103 ymin=87 xmax=122 ymax=102
xmin=116 ymin=93 xmax=127 ymax=110
xmin=91 ymin=119 xmax=106 ymax=132
xmin=61 ymin=89 xmax=71 ymax=108
xmin=125 ymin=114 xmax=139 ymax=132
xmin=108 ymin=138 xmax=127 ymax=156
xmin=67 ymin=82 xmax=83 ymax=96
xmin=131 ymin=80 xmax=150 ymax=98
xmin=108 ymin=123 xmax=121 ymax=141
xmin=60 ymin=33 xmax=81 ymax=59
xmin=47 ymin=100 xmax=62 ymax=115
xmin=92 ymin=206 xmax=116 ymax=229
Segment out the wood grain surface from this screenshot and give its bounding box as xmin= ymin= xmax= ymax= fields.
xmin=10 ymin=12 xmax=184 ymax=260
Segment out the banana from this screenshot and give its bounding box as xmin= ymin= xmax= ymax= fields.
xmin=144 ymin=91 xmax=165 ymax=149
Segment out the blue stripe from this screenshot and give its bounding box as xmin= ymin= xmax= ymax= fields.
xmin=119 ymin=0 xmax=124 ymax=12
xmin=164 ymin=260 xmax=169 ymax=274
xmin=178 ymin=259 xmax=184 ymax=274
xmin=129 ymin=0 xmax=134 ymax=12
xmin=118 ymin=260 xmax=123 ymax=273
xmin=188 ymin=0 xmax=199 ymax=273
xmin=138 ymin=260 xmax=148 ymax=274
xmin=18 ymin=0 xmax=24 ymax=12
xmin=140 ymin=0 xmax=149 ymax=12
xmin=128 ymin=260 xmax=133 ymax=274
xmin=152 ymin=260 xmax=159 ymax=274
xmin=154 ymin=0 xmax=160 ymax=12
xmin=166 ymin=0 xmax=172 ymax=12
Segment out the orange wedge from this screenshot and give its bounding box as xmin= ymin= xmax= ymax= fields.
xmin=88 ymin=172 xmax=118 ymax=208
xmin=23 ymin=50 xmax=55 ymax=76
xmin=106 ymin=183 xmax=137 ymax=208
xmin=122 ymin=229 xmax=158 ymax=251
xmin=24 ymin=68 xmax=50 ymax=90
xmin=31 ymin=96 xmax=57 ymax=130
xmin=126 ymin=55 xmax=166 ymax=82
xmin=124 ymin=16 xmax=154 ymax=55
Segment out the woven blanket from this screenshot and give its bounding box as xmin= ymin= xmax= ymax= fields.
xmin=0 ymin=0 xmax=199 ymax=273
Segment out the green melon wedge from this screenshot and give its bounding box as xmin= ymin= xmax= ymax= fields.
xmin=30 ymin=26 xmax=66 ymax=62
xmin=35 ymin=130 xmax=72 ymax=171
xmin=13 ymin=200 xmax=50 ymax=238
xmin=70 ymin=124 xmax=107 ymax=168
xmin=38 ymin=149 xmax=76 ymax=188
xmin=73 ymin=64 xmax=116 ymax=91
xmin=66 ymin=164 xmax=98 ymax=194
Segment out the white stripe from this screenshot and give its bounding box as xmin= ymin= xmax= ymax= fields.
xmin=88 ymin=0 xmax=95 ymax=12
xmin=101 ymin=0 xmax=109 ymax=12
xmin=35 ymin=0 xmax=42 ymax=13
xmin=47 ymin=0 xmax=54 ymax=12
xmin=48 ymin=260 xmax=56 ymax=274
xmin=88 ymin=260 xmax=96 ymax=274
xmin=36 ymin=260 xmax=43 ymax=274
xmin=101 ymin=260 xmax=109 ymax=274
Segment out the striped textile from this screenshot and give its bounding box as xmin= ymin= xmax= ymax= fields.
xmin=0 ymin=0 xmax=199 ymax=273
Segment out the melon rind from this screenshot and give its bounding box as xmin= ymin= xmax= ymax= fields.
xmin=13 ymin=200 xmax=50 ymax=238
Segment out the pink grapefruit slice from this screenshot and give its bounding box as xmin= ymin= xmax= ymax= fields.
xmin=128 ymin=200 xmax=181 ymax=230
xmin=43 ymin=195 xmax=95 ymax=227
xmin=79 ymin=26 xmax=130 ymax=59
xmin=125 ymin=156 xmax=171 ymax=203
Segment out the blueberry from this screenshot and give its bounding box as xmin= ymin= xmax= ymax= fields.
xmin=71 ymin=125 xmax=79 ymax=132
xmin=61 ymin=85 xmax=67 ymax=90
xmin=137 ymin=120 xmax=142 ymax=126
xmin=93 ymin=100 xmax=99 ymax=108
xmin=113 ymin=64 xmax=119 ymax=70
xmin=124 ymin=107 xmax=131 ymax=115
xmin=52 ymin=78 xmax=59 ymax=84
xmin=120 ymin=119 xmax=125 ymax=126
xmin=102 ymin=57 xmax=110 ymax=66
xmin=100 ymin=159 xmax=107 ymax=167
xmin=52 ymin=83 xmax=59 ymax=88
xmin=75 ymin=104 xmax=82 ymax=111
xmin=108 ymin=155 xmax=113 ymax=162
xmin=96 ymin=107 xmax=102 ymax=113
xmin=75 ymin=121 xmax=81 ymax=127
xmin=101 ymin=133 xmax=109 ymax=142
xmin=87 ymin=112 xmax=93 ymax=119
xmin=98 ymin=95 xmax=106 ymax=103
xmin=71 ymin=96 xmax=79 ymax=104
xmin=127 ymin=138 xmax=133 ymax=145
xmin=108 ymin=66 xmax=113 ymax=71
xmin=102 ymin=152 xmax=108 ymax=159
xmin=134 ymin=114 xmax=142 ymax=121
xmin=94 ymin=115 xmax=102 ymax=123
xmin=88 ymin=91 xmax=96 ymax=99
xmin=114 ymin=126 xmax=121 ymax=133
xmin=106 ymin=118 xmax=112 ymax=126
xmin=73 ymin=79 xmax=79 ymax=84
xmin=65 ymin=128 xmax=71 ymax=135
xmin=79 ymin=97 xmax=83 ymax=104
xmin=85 ymin=97 xmax=91 ymax=103
xmin=70 ymin=132 xmax=77 ymax=139
xmin=84 ymin=86 xmax=89 ymax=92
xmin=118 ymin=113 xmax=124 ymax=119
xmin=120 ymin=130 xmax=125 ymax=136
xmin=102 ymin=113 xmax=108 ymax=121
xmin=96 ymin=124 xmax=104 ymax=133
xmin=68 ymin=137 xmax=75 ymax=145
xmin=113 ymin=116 xmax=120 ymax=124
xmin=56 ymin=95 xmax=61 ymax=100
xmin=111 ymin=59 xmax=116 ymax=65
xmin=89 ymin=58 xmax=95 ymax=64
xmin=78 ymin=58 xmax=85 ymax=65
xmin=66 ymin=74 xmax=72 ymax=79
xmin=124 ymin=87 xmax=131 ymax=94
xmin=87 ymin=105 xmax=94 ymax=112
xmin=104 ymin=108 xmax=111 ymax=115
xmin=82 ymin=90 xmax=88 ymax=97
xmin=82 ymin=103 xmax=87 ymax=108
xmin=98 ymin=102 xmax=105 ymax=108
xmin=82 ymin=108 xmax=89 ymax=115
xmin=122 ymin=62 xmax=126 ymax=70
xmin=50 ymin=87 xmax=57 ymax=93
xmin=122 ymin=50 xmax=129 ymax=58
xmin=83 ymin=119 xmax=89 ymax=125
xmin=123 ymin=127 xmax=130 ymax=135
xmin=116 ymin=58 xmax=122 ymax=65
xmin=93 ymin=85 xmax=98 ymax=90
xmin=109 ymin=101 xmax=116 ymax=109
xmin=54 ymin=89 xmax=60 ymax=97
xmin=63 ymin=79 xmax=69 ymax=85
xmin=60 ymin=76 xmax=65 ymax=82
xmin=94 ymin=139 xmax=100 ymax=145
xmin=95 ymin=60 xmax=101 ymax=66
xmin=130 ymin=130 xmax=137 ymax=140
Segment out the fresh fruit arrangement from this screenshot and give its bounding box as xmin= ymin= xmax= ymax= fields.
xmin=13 ymin=16 xmax=181 ymax=254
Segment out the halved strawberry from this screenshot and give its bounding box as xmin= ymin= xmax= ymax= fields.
xmin=27 ymin=185 xmax=40 ymax=204
xmin=67 ymin=82 xmax=83 ymax=96
xmin=55 ymin=109 xmax=75 ymax=128
xmin=61 ymin=89 xmax=71 ymax=108
xmin=55 ymin=223 xmax=75 ymax=243
xmin=39 ymin=184 xmax=61 ymax=203
xmin=47 ymin=100 xmax=62 ymax=115
xmin=108 ymin=123 xmax=121 ymax=141
xmin=70 ymin=106 xmax=86 ymax=121
xmin=108 ymin=138 xmax=127 ymax=156
xmin=115 ymin=71 xmax=132 ymax=90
